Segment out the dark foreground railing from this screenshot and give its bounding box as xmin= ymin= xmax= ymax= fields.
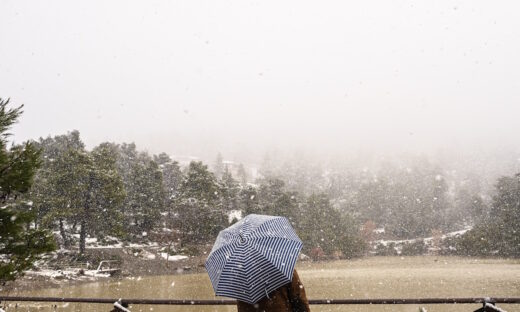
xmin=1 ymin=296 xmax=519 ymax=311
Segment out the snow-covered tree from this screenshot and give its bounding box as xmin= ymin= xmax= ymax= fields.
xmin=456 ymin=173 xmax=520 ymax=257
xmin=51 ymin=145 xmax=125 ymax=254
xmin=174 ymin=161 xmax=227 ymax=246
xmin=31 ymin=130 xmax=85 ymax=246
xmin=117 ymin=146 xmax=164 ymax=236
xmin=0 ymin=99 xmax=55 ymax=283
xmin=31 ymin=135 xmax=125 ymax=253
xmin=236 ymin=163 xmax=248 ymax=185
xmin=220 ymin=166 xmax=240 ymax=212
xmin=213 ymin=152 xmax=224 ymax=180
xmin=154 ymin=153 xmax=183 ymax=216
xmin=299 ymin=193 xmax=365 ymax=258
xmin=252 ymin=177 xmax=300 ymax=224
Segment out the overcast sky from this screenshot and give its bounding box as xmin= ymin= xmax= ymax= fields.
xmin=1 ymin=0 xmax=519 ymax=163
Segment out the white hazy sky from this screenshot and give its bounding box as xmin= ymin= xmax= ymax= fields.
xmin=1 ymin=0 xmax=519 ymax=162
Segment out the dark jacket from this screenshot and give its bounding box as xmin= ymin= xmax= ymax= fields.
xmin=237 ymin=270 xmax=310 ymax=312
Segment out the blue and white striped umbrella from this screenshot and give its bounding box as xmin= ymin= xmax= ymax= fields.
xmin=205 ymin=214 xmax=303 ymax=304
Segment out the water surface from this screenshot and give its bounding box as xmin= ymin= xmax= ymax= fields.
xmin=7 ymin=256 xmax=520 ymax=312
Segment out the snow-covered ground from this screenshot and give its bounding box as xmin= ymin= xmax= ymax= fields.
xmin=160 ymin=253 xmax=189 ymax=261
xmin=372 ymin=227 xmax=472 ymax=254
xmin=228 ymin=209 xmax=242 ymax=223
xmin=86 ymin=241 xmax=160 ymax=249
xmin=79 ymin=235 xmax=160 ymax=249
xmin=25 ymin=233 xmax=189 ymax=283
xmin=374 ymin=227 xmax=472 ymax=247
xmin=24 ymin=268 xmax=111 ymax=280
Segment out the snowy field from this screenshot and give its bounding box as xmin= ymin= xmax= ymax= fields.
xmin=7 ymin=256 xmax=520 ymax=312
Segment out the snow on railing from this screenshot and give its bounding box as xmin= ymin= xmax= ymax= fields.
xmin=477 ymin=302 xmax=509 ymax=312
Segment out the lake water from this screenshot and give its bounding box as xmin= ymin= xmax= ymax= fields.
xmin=6 ymin=256 xmax=520 ymax=312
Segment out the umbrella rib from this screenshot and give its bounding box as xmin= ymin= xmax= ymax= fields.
xmin=207 ymin=243 xmax=240 ymax=292
xmin=208 ymin=236 xmax=300 ymax=258
xmin=244 ymin=241 xmax=301 ymax=302
xmin=207 ymin=244 xmax=232 ymax=259
xmin=251 ymin=218 xmax=301 ymax=242
xmin=215 ymin=244 xmax=255 ymax=299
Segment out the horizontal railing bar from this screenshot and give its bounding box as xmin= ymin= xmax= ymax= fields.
xmin=309 ymin=298 xmax=520 ymax=304
xmin=1 ymin=296 xmax=520 ymax=305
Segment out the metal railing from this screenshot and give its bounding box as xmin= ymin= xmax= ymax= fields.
xmin=1 ymin=296 xmax=519 ymax=311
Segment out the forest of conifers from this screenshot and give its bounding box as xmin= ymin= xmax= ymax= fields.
xmin=23 ymin=129 xmax=520 ymax=260
xmin=2 ymin=98 xmax=519 ymax=285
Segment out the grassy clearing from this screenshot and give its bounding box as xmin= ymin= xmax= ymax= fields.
xmin=298 ymin=256 xmax=520 ymax=312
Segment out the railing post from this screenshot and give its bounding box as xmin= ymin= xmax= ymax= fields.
xmin=473 ymin=298 xmax=506 ymax=312
xmin=112 ymin=300 xmax=130 ymax=312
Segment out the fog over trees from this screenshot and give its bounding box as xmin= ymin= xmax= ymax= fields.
xmin=1 ymin=95 xmax=516 ymax=266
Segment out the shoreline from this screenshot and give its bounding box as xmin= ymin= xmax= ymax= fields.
xmin=5 ymin=247 xmax=209 ymax=294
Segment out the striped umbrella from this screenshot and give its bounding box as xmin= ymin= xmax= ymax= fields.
xmin=205 ymin=214 xmax=303 ymax=304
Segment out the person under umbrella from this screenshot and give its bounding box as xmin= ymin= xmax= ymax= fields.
xmin=206 ymin=214 xmax=310 ymax=312
xmin=236 ymin=269 xmax=309 ymax=312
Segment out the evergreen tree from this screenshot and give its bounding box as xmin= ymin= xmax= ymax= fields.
xmin=238 ymin=185 xmax=259 ymax=216
xmin=117 ymin=145 xmax=164 ymax=237
xmin=154 ymin=153 xmax=183 ymax=216
xmin=55 ymin=147 xmax=125 ymax=253
xmin=174 ymin=161 xmax=227 ymax=246
xmin=451 ymin=189 xmax=488 ymax=227
xmin=351 ymin=177 xmax=390 ymax=226
xmin=35 ymin=137 xmax=126 ymax=253
xmin=259 ymin=153 xmax=275 ymax=179
xmin=213 ymin=152 xmax=224 ymax=180
xmin=449 ymin=173 xmax=519 ymax=257
xmin=237 ymin=163 xmax=248 ymax=185
xmin=352 ymin=161 xmax=452 ymax=239
xmin=90 ymin=143 xmax=126 ymax=240
xmin=279 ymin=158 xmax=325 ymax=196
xmin=220 ymin=166 xmax=240 ymax=211
xmin=325 ymin=170 xmax=353 ymax=200
xmin=127 ymin=153 xmax=164 ymax=235
xmin=153 ymin=152 xmax=172 ymax=166
xmin=255 ymin=178 xmax=300 ymax=224
xmin=0 ymin=99 xmax=55 ymax=283
xmin=32 ymin=131 xmax=86 ymax=247
xmin=299 ymin=193 xmax=365 ymax=258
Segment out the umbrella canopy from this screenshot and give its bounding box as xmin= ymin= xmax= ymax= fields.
xmin=205 ymin=214 xmax=303 ymax=304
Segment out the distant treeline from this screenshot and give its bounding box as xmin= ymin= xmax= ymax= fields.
xmin=22 ymin=129 xmax=518 ymax=259
xmin=2 ymin=100 xmax=519 ymax=285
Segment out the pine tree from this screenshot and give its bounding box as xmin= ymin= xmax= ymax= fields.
xmin=299 ymin=193 xmax=365 ymax=258
xmin=213 ymin=152 xmax=224 ymax=180
xmin=90 ymin=143 xmax=126 ymax=240
xmin=31 ymin=131 xmax=86 ymax=247
xmin=35 ymin=136 xmax=126 ymax=253
xmin=237 ymin=163 xmax=248 ymax=185
xmin=238 ymin=185 xmax=258 ymax=215
xmin=116 ymin=145 xmax=164 ymax=237
xmin=127 ymin=152 xmax=163 ymax=236
xmin=154 ymin=153 xmax=183 ymax=216
xmin=220 ymin=166 xmax=240 ymax=211
xmin=256 ymin=178 xmax=300 ymax=224
xmin=174 ymin=161 xmax=227 ymax=246
xmin=0 ymin=99 xmax=55 ymax=283
xmin=466 ymin=173 xmax=520 ymax=257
